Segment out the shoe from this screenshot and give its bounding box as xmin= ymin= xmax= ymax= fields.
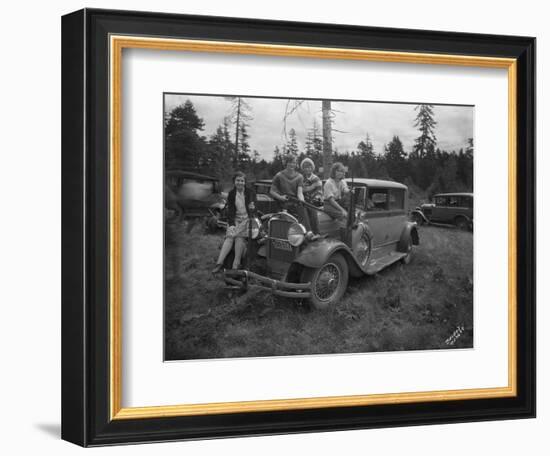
xmin=212 ymin=263 xmax=223 ymax=274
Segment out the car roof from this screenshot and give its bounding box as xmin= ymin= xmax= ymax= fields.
xmin=165 ymin=170 xmax=218 ymax=181
xmin=434 ymin=192 xmax=473 ymax=197
xmin=345 ymin=178 xmax=408 ymax=190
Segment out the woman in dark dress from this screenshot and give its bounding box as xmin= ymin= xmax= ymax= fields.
xmin=212 ymin=172 xmax=256 ymax=273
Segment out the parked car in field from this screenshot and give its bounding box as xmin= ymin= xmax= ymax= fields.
xmin=165 ymin=170 xmax=226 ymax=224
xmin=224 ymin=178 xmax=419 ymax=309
xmin=410 ymin=192 xmax=473 ymax=230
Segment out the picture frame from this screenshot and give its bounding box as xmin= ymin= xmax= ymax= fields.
xmin=61 ymin=8 xmax=535 ymax=447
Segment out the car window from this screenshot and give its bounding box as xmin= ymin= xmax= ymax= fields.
xmin=368 ymin=189 xmax=388 ymax=211
xmin=254 ymin=183 xmax=271 ymax=195
xmin=388 ymin=189 xmax=405 ymax=210
xmin=434 ymin=196 xmax=447 ymax=206
xmin=460 ymin=196 xmax=473 ymax=208
xmin=349 ymin=184 xmax=366 ymax=209
xmin=448 ymin=196 xmax=460 ymax=206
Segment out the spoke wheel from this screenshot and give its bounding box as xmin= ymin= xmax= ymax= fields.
xmin=301 ymin=253 xmax=349 ymax=310
xmin=402 ymin=237 xmax=413 ymax=264
xmin=354 ymin=231 xmax=372 ymax=268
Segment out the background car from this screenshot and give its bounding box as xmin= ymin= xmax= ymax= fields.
xmin=411 ymin=192 xmax=473 ymax=230
xmin=164 ymin=169 xmax=226 ymax=225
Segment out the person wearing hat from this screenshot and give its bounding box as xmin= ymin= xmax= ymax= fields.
xmin=300 ymin=157 xmax=322 ymax=235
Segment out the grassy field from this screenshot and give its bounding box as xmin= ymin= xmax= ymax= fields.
xmin=164 ymin=222 xmax=473 ymax=360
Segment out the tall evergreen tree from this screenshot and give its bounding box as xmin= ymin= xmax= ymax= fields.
xmin=238 ymin=123 xmax=251 ymax=160
xmin=383 ymin=135 xmax=408 ymax=182
xmin=164 ymin=100 xmax=206 ymax=170
xmin=357 ymin=133 xmax=374 ymax=158
xmin=457 ymin=138 xmax=474 ymax=190
xmin=271 ymin=145 xmax=283 ymax=174
xmin=412 ymin=104 xmax=437 ymax=158
xmin=304 ymin=119 xmax=323 ymax=167
xmin=207 ymin=120 xmax=234 ymax=180
xmin=286 ymin=128 xmax=299 ymax=157
xmin=356 ymin=133 xmax=376 ymax=177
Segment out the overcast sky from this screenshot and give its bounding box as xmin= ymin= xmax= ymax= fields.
xmin=165 ymin=94 xmax=473 ymax=161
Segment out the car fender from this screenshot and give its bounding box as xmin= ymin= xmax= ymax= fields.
xmin=294 ymin=238 xmax=352 ymax=269
xmin=294 ymin=230 xmax=368 ymax=277
xmin=411 ymin=209 xmax=430 ymax=223
xmin=397 ymin=221 xmax=420 ymax=252
xmin=454 ymin=214 xmax=473 ymax=223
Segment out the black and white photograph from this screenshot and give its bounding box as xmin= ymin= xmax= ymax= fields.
xmin=164 ymin=94 xmax=474 ymax=361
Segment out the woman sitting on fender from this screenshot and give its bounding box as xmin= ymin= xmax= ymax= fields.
xmin=212 ymin=171 xmax=256 ymax=273
xmin=323 ymin=162 xmax=350 ymax=240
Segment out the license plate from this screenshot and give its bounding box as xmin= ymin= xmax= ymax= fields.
xmin=271 ymin=239 xmax=292 ymax=251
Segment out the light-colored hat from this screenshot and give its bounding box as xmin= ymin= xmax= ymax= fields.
xmin=300 ymin=158 xmax=315 ymax=171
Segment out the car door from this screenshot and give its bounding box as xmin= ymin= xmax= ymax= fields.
xmin=456 ymin=195 xmax=473 ymax=220
xmin=430 ymin=195 xmax=448 ymax=222
xmin=361 ymin=188 xmax=392 ymax=258
xmin=387 ymin=188 xmax=407 ymax=242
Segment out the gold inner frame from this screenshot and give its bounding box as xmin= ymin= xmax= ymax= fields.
xmin=109 ymin=35 xmax=517 ymax=420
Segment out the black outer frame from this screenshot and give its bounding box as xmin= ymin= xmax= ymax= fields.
xmin=61 ymin=8 xmax=536 ymax=447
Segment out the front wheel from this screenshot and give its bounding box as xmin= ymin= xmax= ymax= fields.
xmin=411 ymin=212 xmax=424 ymax=226
xmin=301 ymin=253 xmax=349 ymax=310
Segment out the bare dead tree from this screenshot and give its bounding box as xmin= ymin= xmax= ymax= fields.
xmin=225 ymin=97 xmax=253 ymax=165
xmin=322 ymin=100 xmax=333 ymax=178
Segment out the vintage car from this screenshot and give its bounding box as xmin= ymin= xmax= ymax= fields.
xmin=410 ymin=192 xmax=473 ymax=230
xmin=165 ymin=170 xmax=226 ymax=224
xmin=224 ymin=178 xmax=419 ymax=309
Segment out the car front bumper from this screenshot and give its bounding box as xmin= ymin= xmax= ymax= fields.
xmin=224 ymin=269 xmax=311 ymax=299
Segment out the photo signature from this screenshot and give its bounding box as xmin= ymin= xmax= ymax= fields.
xmin=445 ymin=325 xmax=465 ymax=346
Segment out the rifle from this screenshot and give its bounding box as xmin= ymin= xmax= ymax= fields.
xmin=283 ymin=194 xmax=329 ymax=215
xmin=247 ymin=203 xmax=256 ymax=272
xmin=344 ymin=169 xmax=356 ymax=247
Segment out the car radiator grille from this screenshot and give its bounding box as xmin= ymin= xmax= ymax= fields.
xmin=268 ymin=219 xmax=295 ymax=264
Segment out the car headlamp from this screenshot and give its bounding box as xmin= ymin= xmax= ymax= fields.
xmin=246 ymin=217 xmax=261 ymax=239
xmin=287 ymin=223 xmax=306 ymax=247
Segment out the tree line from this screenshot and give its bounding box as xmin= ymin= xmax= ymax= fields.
xmin=165 ymin=99 xmax=473 ymax=197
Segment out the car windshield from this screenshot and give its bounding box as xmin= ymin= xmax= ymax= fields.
xmin=254 ymin=183 xmax=271 ymax=195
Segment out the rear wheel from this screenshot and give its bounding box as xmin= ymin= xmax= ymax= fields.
xmin=401 ymin=237 xmax=414 ymax=265
xmin=454 ymin=216 xmax=469 ymax=230
xmin=354 ymin=231 xmax=372 ymax=268
xmin=301 ymin=253 xmax=349 ymax=310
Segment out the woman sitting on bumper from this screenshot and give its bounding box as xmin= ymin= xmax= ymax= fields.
xmin=212 ymin=171 xmax=256 ymax=273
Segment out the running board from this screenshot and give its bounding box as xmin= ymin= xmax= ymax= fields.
xmin=366 ymin=252 xmax=407 ymax=274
